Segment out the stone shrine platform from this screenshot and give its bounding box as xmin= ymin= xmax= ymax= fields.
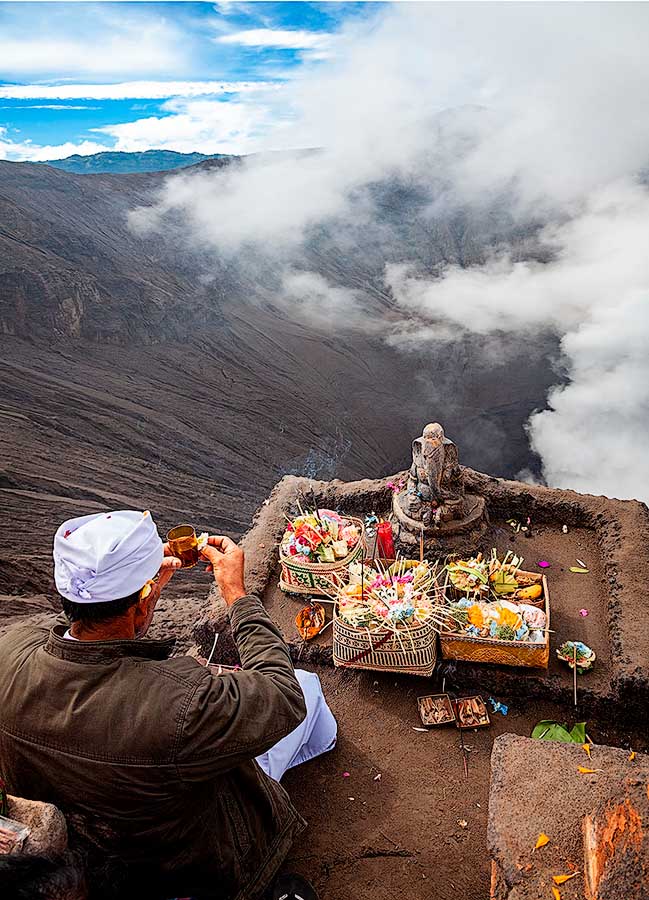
xmin=193 ymin=467 xmax=649 ymax=722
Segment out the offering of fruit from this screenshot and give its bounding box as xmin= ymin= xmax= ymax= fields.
xmin=516 ymin=583 xmax=543 ymax=602
xmin=447 ymin=554 xmax=490 ymax=595
xmin=447 ymin=550 xmax=545 ymax=605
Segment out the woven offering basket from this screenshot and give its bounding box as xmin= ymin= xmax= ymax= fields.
xmin=439 ymin=575 xmax=550 ymax=669
xmin=333 ymin=616 xmax=438 ymax=677
xmin=278 ymin=517 xmax=365 ymax=597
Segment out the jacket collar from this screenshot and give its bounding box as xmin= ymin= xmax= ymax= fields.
xmin=46 ymin=624 xmax=176 ymax=664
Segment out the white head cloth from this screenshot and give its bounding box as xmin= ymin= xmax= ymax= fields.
xmin=53 ymin=510 xmax=164 ymax=604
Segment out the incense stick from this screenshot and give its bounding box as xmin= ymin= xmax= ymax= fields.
xmin=573 ymin=644 xmax=578 ymax=707
xmin=420 ymin=523 xmax=424 ymax=563
xmin=309 ymin=486 xmax=322 ymax=525
xmin=206 ymin=632 xmax=219 ymax=666
xmin=458 ymin=720 xmax=469 ymax=779
xmin=318 ymin=618 xmax=334 ymax=634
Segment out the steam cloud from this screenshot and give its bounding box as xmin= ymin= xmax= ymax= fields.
xmin=132 ymin=3 xmax=649 ymax=503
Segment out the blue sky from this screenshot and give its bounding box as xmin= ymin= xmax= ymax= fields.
xmin=0 ymin=1 xmax=379 ymax=160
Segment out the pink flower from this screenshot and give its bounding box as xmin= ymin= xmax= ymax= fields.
xmin=579 ymin=608 xmax=589 ymax=617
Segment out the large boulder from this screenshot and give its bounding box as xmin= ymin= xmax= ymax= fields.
xmin=489 ymin=734 xmax=649 ymax=900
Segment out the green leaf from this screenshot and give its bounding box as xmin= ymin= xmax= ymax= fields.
xmin=569 ymin=722 xmax=587 ymax=743
xmin=569 ymin=566 xmax=589 ymax=574
xmin=532 ymin=719 xmax=589 ymax=743
xmin=532 ymin=720 xmax=569 ymax=741
xmin=491 ymin=569 xmax=519 ymax=594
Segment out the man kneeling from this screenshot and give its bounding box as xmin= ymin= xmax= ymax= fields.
xmin=0 ymin=511 xmax=336 ymax=899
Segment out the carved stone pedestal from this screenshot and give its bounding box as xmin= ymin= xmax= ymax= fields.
xmin=392 ymin=490 xmax=488 ymax=552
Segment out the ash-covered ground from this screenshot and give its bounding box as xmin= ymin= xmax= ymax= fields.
xmin=0 ymin=159 xmax=561 ymax=605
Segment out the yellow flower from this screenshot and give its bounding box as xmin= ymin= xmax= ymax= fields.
xmin=497 ymin=605 xmax=522 ymax=630
xmin=468 ymin=604 xmax=484 ymax=627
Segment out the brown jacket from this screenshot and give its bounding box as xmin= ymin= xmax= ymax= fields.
xmin=0 ymin=595 xmax=307 ymax=899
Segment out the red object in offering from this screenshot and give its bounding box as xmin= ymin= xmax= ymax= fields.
xmin=294 ymin=522 xmax=323 ymax=550
xmin=376 ymin=521 xmax=396 ymax=560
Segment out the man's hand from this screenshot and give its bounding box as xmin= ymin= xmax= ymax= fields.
xmin=200 ymin=535 xmax=247 ymax=607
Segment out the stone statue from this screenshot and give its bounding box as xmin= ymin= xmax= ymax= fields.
xmin=400 ymin=423 xmax=465 ymax=526
xmin=413 ymin=423 xmax=462 ymax=500
xmin=393 ymin=420 xmax=487 ymax=546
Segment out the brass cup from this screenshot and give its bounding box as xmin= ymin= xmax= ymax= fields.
xmin=167 ymin=524 xmax=199 ymax=569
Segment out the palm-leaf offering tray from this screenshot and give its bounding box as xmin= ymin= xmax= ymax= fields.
xmin=279 ymin=509 xmax=365 ymax=597
xmin=417 ymin=693 xmax=456 ymax=726
xmin=328 ymin=558 xmax=445 ymax=677
xmin=440 ymin=550 xmax=551 ymax=669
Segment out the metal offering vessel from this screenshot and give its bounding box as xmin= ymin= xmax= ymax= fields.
xmin=167 ymin=524 xmax=200 ymax=569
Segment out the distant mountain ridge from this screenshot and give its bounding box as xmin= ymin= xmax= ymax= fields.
xmin=40 ymin=149 xmax=230 ymax=174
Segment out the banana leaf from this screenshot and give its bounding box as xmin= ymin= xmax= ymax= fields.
xmin=532 ymin=720 xmax=587 ymax=743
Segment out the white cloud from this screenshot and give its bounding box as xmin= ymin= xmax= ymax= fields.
xmin=385 ymin=179 xmax=649 ymax=501
xmin=0 ymin=81 xmax=280 ymax=101
xmin=212 ymin=2 xmax=255 ymax=16
xmin=0 ymin=136 xmax=110 ymax=162
xmin=0 ymin=20 xmax=185 ymax=79
xmin=215 ymin=28 xmax=331 ymax=50
xmin=132 ymin=3 xmax=649 ymax=502
xmin=94 ymin=97 xmax=278 ymax=155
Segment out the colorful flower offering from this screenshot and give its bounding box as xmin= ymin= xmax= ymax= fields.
xmin=444 ymin=596 xmax=547 ymax=643
xmin=557 ymin=640 xmax=596 ymax=671
xmin=333 ymin=558 xmax=445 ymax=632
xmin=281 ymin=509 xmax=361 ymax=563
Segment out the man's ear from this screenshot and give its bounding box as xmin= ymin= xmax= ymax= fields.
xmin=132 ymin=583 xmax=159 ymax=633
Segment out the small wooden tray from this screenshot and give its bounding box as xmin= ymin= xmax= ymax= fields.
xmin=452 ymin=695 xmax=490 ymax=729
xmin=417 ymin=693 xmax=456 ymax=726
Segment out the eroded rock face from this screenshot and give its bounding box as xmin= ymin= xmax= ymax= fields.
xmin=584 ymin=794 xmax=649 ymax=900
xmin=0 ymin=159 xmax=564 ymax=604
